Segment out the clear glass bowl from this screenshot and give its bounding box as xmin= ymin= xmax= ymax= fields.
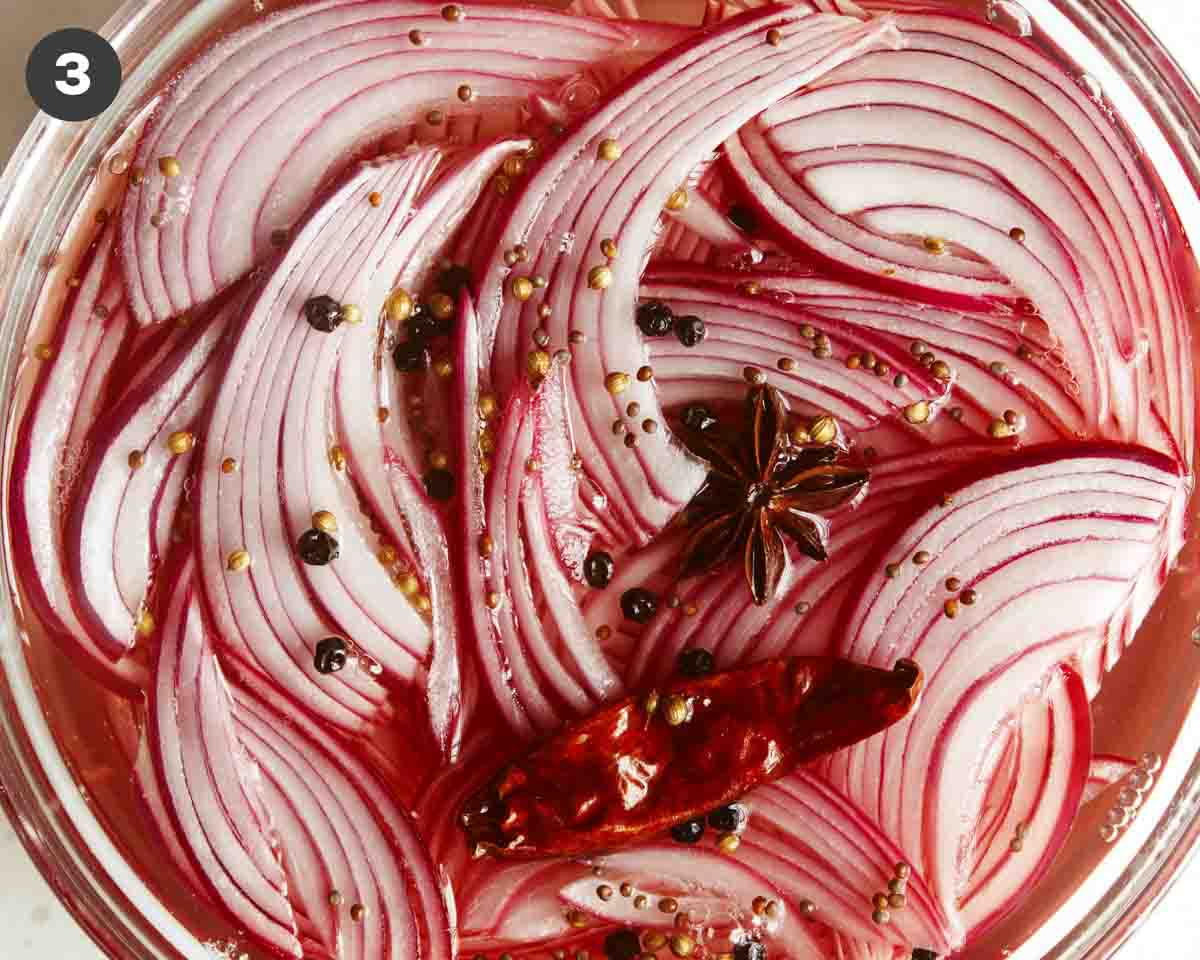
xmin=1 ymin=0 xmax=1199 ymax=957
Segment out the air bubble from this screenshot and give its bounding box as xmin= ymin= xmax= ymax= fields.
xmin=1078 ymin=73 xmax=1103 ymax=102
xmin=987 ymin=0 xmax=1033 ymax=37
xmin=1099 ymin=823 xmax=1118 ymax=843
xmin=558 ymin=232 xmax=576 ymax=255
xmin=561 ymin=78 xmax=601 ymax=114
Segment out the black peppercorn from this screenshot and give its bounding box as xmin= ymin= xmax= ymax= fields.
xmin=669 ymin=818 xmax=705 ymax=844
xmin=911 ymin=951 xmax=939 ymax=960
xmin=424 ymin=468 xmax=455 ymax=502
xmin=314 ymin=637 xmax=348 ymax=674
xmin=621 ymin=587 xmax=657 ymax=624
xmin=681 ymin=404 xmax=718 ymax=432
xmin=583 ymin=550 xmax=615 ymax=589
xmin=675 ymin=315 xmax=706 ymax=348
xmin=297 ymin=528 xmax=339 ymax=566
xmin=436 ymin=264 xmax=473 ymax=298
xmin=604 ymin=930 xmax=641 ymax=960
xmin=303 ymin=295 xmax=344 ymax=332
xmin=708 ymin=803 xmax=748 ymax=833
xmin=636 ymin=300 xmax=675 ymax=338
xmin=727 ymin=204 xmax=758 ymax=234
xmin=405 ymin=302 xmax=438 ymax=342
xmin=393 ymin=339 xmax=431 ymax=372
xmin=677 ymin=647 xmax=715 ymax=677
xmin=733 ymin=941 xmax=765 ymax=960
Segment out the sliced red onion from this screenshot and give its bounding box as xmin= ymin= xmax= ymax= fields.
xmin=231 ymin=683 xmax=454 ymax=960
xmin=1081 ymin=753 xmax=1137 ymax=805
xmin=7 ymin=227 xmax=144 ymax=690
xmin=332 ymin=139 xmax=529 ymax=752
xmin=723 ymin=12 xmax=1193 ymax=461
xmin=64 ymin=296 xmax=235 ymax=657
xmin=828 ymin=444 xmax=1184 ymax=926
xmin=120 ymin=0 xmax=685 ymax=324
xmin=959 ymin=666 xmax=1089 ymax=938
xmin=150 ymin=558 xmax=300 ymax=957
xmin=474 ymin=5 xmax=901 ymax=545
xmin=198 ymin=151 xmax=449 ymax=736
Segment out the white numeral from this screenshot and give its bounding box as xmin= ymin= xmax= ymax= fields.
xmin=55 ymin=52 xmax=91 ymax=96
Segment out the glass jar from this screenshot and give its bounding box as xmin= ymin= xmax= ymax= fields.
xmin=0 ymin=0 xmax=1198 ymax=957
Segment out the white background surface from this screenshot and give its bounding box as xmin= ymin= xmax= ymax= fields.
xmin=0 ymin=0 xmax=1198 ymax=956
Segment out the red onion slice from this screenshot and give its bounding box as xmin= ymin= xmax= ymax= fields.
xmin=231 ymin=684 xmax=454 ymax=960
xmin=120 ymin=0 xmax=685 ymax=324
xmin=198 ymin=151 xmax=450 ymax=736
xmin=1081 ymin=753 xmax=1137 ymax=805
xmin=150 ymin=558 xmax=300 ymax=957
xmin=65 ymin=296 xmax=235 ymax=657
xmin=829 ymin=444 xmax=1184 ymax=926
xmin=723 ymin=11 xmax=1193 ymax=461
xmin=8 ymin=227 xmax=144 ymax=690
xmin=474 ymin=5 xmax=901 ymax=544
xmin=959 ymin=666 xmax=1089 ymax=938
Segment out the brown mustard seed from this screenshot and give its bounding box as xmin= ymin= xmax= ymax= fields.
xmin=800 ymin=324 xmax=816 ymax=340
xmin=1009 ymin=226 xmax=1026 ymax=243
xmin=752 ymin=896 xmax=768 ymax=915
xmin=601 ymin=238 xmax=618 ymax=259
xmin=623 ymin=433 xmax=638 ymax=449
xmin=329 ymin=445 xmax=347 ymax=471
xmin=913 ymin=550 xmax=931 ymax=565
xmin=612 ymin=419 xmax=628 ymax=436
xmin=377 ymin=406 xmax=390 ymax=423
xmin=930 ymin=360 xmax=952 ymax=381
xmin=605 ymin=371 xmax=631 ymax=395
xmin=167 ymin=430 xmax=195 ymax=455
xmin=658 ymin=897 xmax=679 ymax=914
xmin=766 ymin=27 xmax=782 ymax=45
xmin=765 ymin=900 xmax=781 ymax=919
xmin=663 ymin=694 xmax=688 ymax=726
xmin=378 ymin=545 xmax=398 ymax=566
xmin=430 ymin=450 xmax=450 ymax=470
xmin=597 ymin=138 xmax=622 ymax=161
xmin=888 ymin=893 xmax=907 ymax=909
xmin=626 ymin=402 xmax=641 ymax=417
xmin=227 ymin=549 xmax=251 ymax=572
xmin=988 ymin=419 xmax=1013 ymax=439
xmin=511 ymin=276 xmax=534 ymax=301
xmin=368 ymin=191 xmax=383 ymax=207
xmin=674 ymin=911 xmax=691 ymax=930
xmin=665 ymin=187 xmax=689 ymax=212
xmin=884 ymin=562 xmax=900 ymax=578
xmin=457 ymin=84 xmax=474 ymax=103
xmin=312 ymin=510 xmax=337 ymax=533
xmin=597 ymin=884 xmax=613 ymax=901
xmin=634 ymin=894 xmax=649 ymax=909
xmin=944 ymin=598 xmax=960 ymax=619
xmin=946 ymin=576 xmax=961 ymax=591
xmin=872 ymin=909 xmax=890 ymax=925
xmin=777 ymin=357 xmax=796 ymax=372
xmin=743 ymin=366 xmax=766 ymax=385
xmin=386 ymin=289 xmax=414 ymax=323
xmin=620 ymin=882 xmax=634 ymax=897
xmin=637 ymin=365 xmax=654 ymax=382
xmin=409 ymin=28 xmax=427 ymax=45
xmin=872 ymin=893 xmax=889 ymax=911
xmin=894 ymin=373 xmax=909 ymax=387
xmin=485 ymin=592 xmax=501 ymax=609
xmin=396 ymin=574 xmax=420 ymax=596
xmin=221 ymin=457 xmax=237 ymax=474
xmin=643 ymin=419 xmax=658 ymax=434
xmin=502 ymin=155 xmax=526 ymax=178
xmin=923 ymin=236 xmax=947 ymax=255
xmin=588 ymin=265 xmax=614 ymax=290
xmin=895 ymin=862 xmax=911 ymax=879
xmin=478 ymin=534 xmax=494 ymax=558
xmin=961 ymin=588 xmax=978 ymax=605
xmin=887 ymin=877 xmax=906 ymax=894
xmin=846 ymin=354 xmax=862 ymax=370
xmin=528 ymin=350 xmax=552 ymax=379
xmin=350 ymin=904 xmax=367 ymax=923
xmin=717 ymin=833 xmax=740 ymax=854
xmin=904 ymin=400 xmax=931 ymax=424
xmin=1003 ymin=408 xmax=1021 ymax=426
xmin=442 ymin=4 xmax=464 ymax=21
xmin=596 ymin=624 xmax=612 ymax=641
xmin=429 ymin=293 xmax=455 ymax=321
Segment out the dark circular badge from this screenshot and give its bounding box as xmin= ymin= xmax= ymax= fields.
xmin=26 ymin=29 xmax=121 ymax=122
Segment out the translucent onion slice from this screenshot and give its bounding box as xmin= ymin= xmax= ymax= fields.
xmin=120 ymin=0 xmax=686 ymax=324
xmin=829 ymin=444 xmax=1185 ymax=925
xmin=474 ymin=5 xmax=902 ymax=545
xmin=198 ymin=151 xmax=450 ymax=736
xmin=8 ymin=227 xmax=143 ymax=690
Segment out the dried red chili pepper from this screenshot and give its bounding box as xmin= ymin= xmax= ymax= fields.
xmin=461 ymin=656 xmax=922 ymax=859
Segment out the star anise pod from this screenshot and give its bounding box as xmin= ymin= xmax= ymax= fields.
xmin=678 ymin=385 xmax=869 ymax=605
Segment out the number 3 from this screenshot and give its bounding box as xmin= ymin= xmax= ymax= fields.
xmin=55 ymin=52 xmax=91 ymax=96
